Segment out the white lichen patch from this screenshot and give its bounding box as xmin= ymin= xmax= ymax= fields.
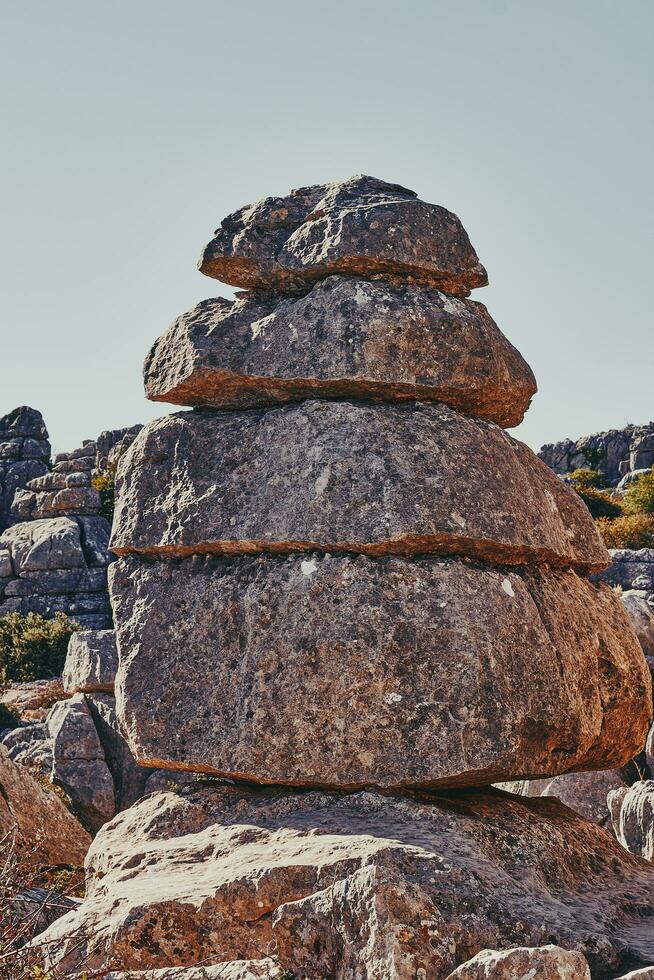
xmin=250 ymin=312 xmax=275 ymax=340
xmin=439 ymin=293 xmax=466 ymax=316
xmin=501 ymin=577 xmax=515 ymax=597
xmin=300 ymin=558 xmax=318 ymax=577
xmin=385 ymin=692 xmax=403 ymax=704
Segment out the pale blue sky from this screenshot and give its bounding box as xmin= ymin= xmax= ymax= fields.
xmin=1 ymin=0 xmax=652 ymax=455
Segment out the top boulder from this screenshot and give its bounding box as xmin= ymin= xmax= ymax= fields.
xmin=199 ymin=176 xmax=488 ymax=296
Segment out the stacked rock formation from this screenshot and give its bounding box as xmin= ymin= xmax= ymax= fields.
xmin=0 ymin=407 xmax=50 ymax=532
xmin=0 ymin=423 xmax=141 ymax=629
xmin=36 ymin=177 xmax=654 ymax=977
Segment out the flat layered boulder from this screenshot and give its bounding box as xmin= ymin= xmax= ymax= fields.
xmin=199 ymin=175 xmax=488 ymax=296
xmin=63 ymin=629 xmax=118 ymax=694
xmin=109 ymin=554 xmax=651 ymax=789
xmin=111 ymin=401 xmax=607 ymax=573
xmin=144 ymin=278 xmax=535 ymax=427
xmin=30 ymin=785 xmax=654 ymax=978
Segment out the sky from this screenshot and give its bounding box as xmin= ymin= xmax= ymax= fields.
xmin=1 ymin=0 xmax=652 ymax=455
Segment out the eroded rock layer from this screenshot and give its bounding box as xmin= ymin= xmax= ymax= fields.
xmin=199 ymin=175 xmax=488 ymax=296
xmin=144 ymin=278 xmax=535 ymax=426
xmin=31 ymin=786 xmax=654 ymax=978
xmin=111 ymin=401 xmax=608 ymax=572
xmin=109 ymin=553 xmax=651 ymax=789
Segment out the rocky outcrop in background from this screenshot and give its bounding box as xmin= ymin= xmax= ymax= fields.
xmin=0 ymin=417 xmax=141 ymax=629
xmin=29 ymin=175 xmax=654 ymax=979
xmin=539 ymin=421 xmax=654 ymax=487
xmin=0 ymin=406 xmax=50 ymax=533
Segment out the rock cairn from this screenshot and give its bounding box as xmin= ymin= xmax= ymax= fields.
xmin=0 ymin=406 xmax=50 ymax=532
xmin=36 ymin=177 xmax=654 ymax=977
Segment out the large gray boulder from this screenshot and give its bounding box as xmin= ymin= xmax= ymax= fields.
xmin=110 ymin=553 xmax=651 ymax=789
xmin=30 ymin=786 xmax=654 ymax=978
xmin=620 ymin=590 xmax=654 ymax=664
xmin=0 ymin=515 xmax=112 ymax=628
xmin=144 ymin=278 xmax=535 ymax=428
xmin=199 ymin=175 xmax=488 ymax=297
xmin=111 ymin=402 xmax=608 ymax=573
xmin=445 ymin=946 xmax=591 ymax=979
xmin=63 ymin=629 xmax=118 ymax=694
xmin=498 ymin=769 xmax=627 ymax=825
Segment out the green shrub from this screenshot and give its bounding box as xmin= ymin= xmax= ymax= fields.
xmin=0 ymin=701 xmax=18 ymax=730
xmin=622 ymin=467 xmax=654 ymax=516
xmin=568 ymin=468 xmax=605 ymax=490
xmin=91 ymin=462 xmax=116 ymax=521
xmin=0 ymin=612 xmax=80 ymax=686
xmin=596 ymin=513 xmax=654 ymax=550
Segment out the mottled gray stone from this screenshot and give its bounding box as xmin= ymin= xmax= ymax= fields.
xmin=110 ymin=554 xmax=651 ymax=789
xmin=621 ymin=590 xmax=654 ymax=664
xmin=445 ymin=946 xmax=591 ymax=980
xmin=0 ymin=407 xmax=50 ymax=531
xmin=199 ymin=175 xmax=488 ymax=297
xmin=497 ymin=768 xmax=626 ymax=825
xmin=63 ymin=630 xmax=118 ymax=694
xmin=111 ymin=402 xmax=608 ymax=573
xmin=609 ymin=780 xmax=654 ymax=862
xmin=145 ymin=278 xmax=535 ymax=428
xmin=85 ymin=692 xmax=148 ymax=809
xmin=539 ymin=422 xmax=654 ymax=486
xmin=595 ymin=549 xmax=654 ymax=592
xmin=46 ymin=694 xmax=115 ymax=831
xmin=11 ymin=485 xmax=101 ymax=522
xmin=32 ymin=785 xmax=654 ymax=978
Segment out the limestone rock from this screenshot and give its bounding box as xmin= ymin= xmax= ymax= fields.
xmin=616 ymin=970 xmax=654 ymax=979
xmin=595 ymin=549 xmax=654 ymax=593
xmin=102 ymin=963 xmax=282 ymax=979
xmin=144 ymin=278 xmax=535 ymax=428
xmin=496 ymin=769 xmax=627 ymax=825
xmin=47 ymin=694 xmax=116 ymax=831
xmin=12 ymin=484 xmax=101 ymax=522
xmin=0 ymin=743 xmax=90 ymax=867
xmin=2 ymin=721 xmax=53 ymax=776
xmin=609 ymin=780 xmax=654 ymax=861
xmin=95 ymin=424 xmax=143 ymax=472
xmin=110 ymin=554 xmax=651 ymax=788
xmin=621 ymin=590 xmax=654 ymax=664
xmin=1 ymin=678 xmax=65 ymax=722
xmin=539 ymin=422 xmax=654 ymax=487
xmin=111 ymin=402 xmax=608 ymax=573
xmin=199 ymin=175 xmax=488 ymax=297
xmin=85 ymin=692 xmax=148 ymax=809
xmin=63 ymin=629 xmax=118 ymax=693
xmin=31 ymin=786 xmax=654 ymax=977
xmin=445 ymin=945 xmax=591 ymax=979
xmin=0 ymin=406 xmax=50 ymax=531
xmin=0 ymin=515 xmax=112 ymax=627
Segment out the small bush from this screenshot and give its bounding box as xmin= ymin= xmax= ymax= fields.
xmin=596 ymin=513 xmax=654 ymax=550
xmin=568 ymin=468 xmax=605 ymax=490
xmin=0 ymin=701 xmax=19 ymax=730
xmin=0 ymin=613 xmax=80 ymax=686
xmin=622 ymin=467 xmax=654 ymax=516
xmin=577 ymin=487 xmax=622 ymax=519
xmin=91 ymin=462 xmax=116 ymax=521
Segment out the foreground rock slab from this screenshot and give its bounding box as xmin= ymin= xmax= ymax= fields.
xmin=446 ymin=945 xmax=591 ymax=979
xmin=0 ymin=744 xmax=90 ymax=868
xmin=31 ymin=786 xmax=654 ymax=978
xmin=199 ymin=175 xmax=488 ymax=296
xmin=145 ymin=278 xmax=535 ymax=427
xmin=110 ymin=554 xmax=651 ymax=789
xmin=103 ymin=963 xmax=281 ymax=979
xmin=112 ymin=401 xmax=608 ymax=572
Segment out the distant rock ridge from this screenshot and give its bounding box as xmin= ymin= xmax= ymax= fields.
xmin=0 ymin=409 xmax=141 ymax=629
xmin=539 ymin=421 xmax=654 ymax=486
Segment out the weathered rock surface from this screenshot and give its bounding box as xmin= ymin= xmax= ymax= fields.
xmin=102 ymin=963 xmax=282 ymax=979
xmin=1 ymin=721 xmax=53 ymax=775
xmin=47 ymin=694 xmax=116 ymax=830
xmin=199 ymin=175 xmax=488 ymax=297
xmin=0 ymin=406 xmax=50 ymax=532
xmin=144 ymin=278 xmax=535 ymax=427
xmin=539 ymin=422 xmax=654 ymax=486
xmin=497 ymin=769 xmax=627 ymax=825
xmin=110 ymin=554 xmax=651 ymax=788
xmin=63 ymin=629 xmax=117 ymax=693
xmin=609 ymin=781 xmax=654 ymax=862
xmin=445 ymin=945 xmax=591 ymax=979
xmin=0 ymin=677 xmax=65 ymax=722
xmin=0 ymin=515 xmax=112 ymax=627
xmin=595 ymin=549 xmax=654 ymax=594
xmin=0 ymin=743 xmax=90 ymax=867
xmin=112 ymin=402 xmax=608 ymax=573
xmin=31 ymin=786 xmax=654 ymax=977
xmin=47 ymin=692 xmax=149 ymax=831
xmin=620 ymin=591 xmax=654 ymax=664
